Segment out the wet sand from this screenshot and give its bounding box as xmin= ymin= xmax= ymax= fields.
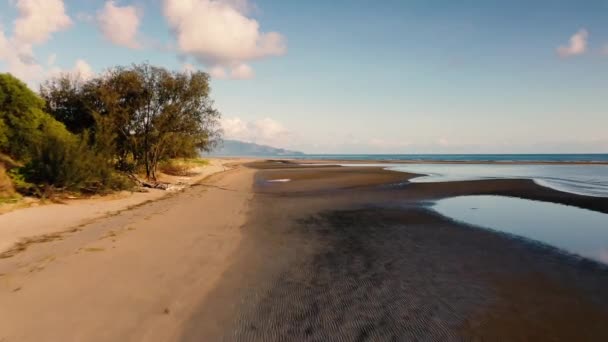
xmin=1 ymin=160 xmax=608 ymax=341
xmin=183 ymin=161 xmax=608 ymax=341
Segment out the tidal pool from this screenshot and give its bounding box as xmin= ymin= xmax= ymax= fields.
xmin=433 ymin=195 xmax=608 ymax=265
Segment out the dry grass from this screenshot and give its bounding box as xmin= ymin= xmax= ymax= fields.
xmin=159 ymin=158 xmax=209 ymax=176
xmin=0 ymin=164 xmax=16 ymax=198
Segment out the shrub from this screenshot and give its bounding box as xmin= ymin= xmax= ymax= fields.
xmin=159 ymin=158 xmax=209 ymax=176
xmin=158 ymin=159 xmax=192 ymax=176
xmin=1 ymin=73 xmax=133 ymax=196
xmin=0 ymin=164 xmax=15 ymax=198
xmin=0 ymin=74 xmax=47 ymax=162
xmin=23 ymin=118 xmax=133 ymax=195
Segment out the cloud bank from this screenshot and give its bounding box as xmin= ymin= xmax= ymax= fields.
xmin=13 ymin=0 xmax=72 ymax=45
xmin=97 ymin=1 xmax=142 ymax=49
xmin=1 ymin=0 xmax=72 ymax=84
xmin=0 ymin=0 xmax=93 ymax=86
xmin=221 ymin=117 xmax=292 ymax=146
xmin=162 ymin=0 xmax=286 ymax=79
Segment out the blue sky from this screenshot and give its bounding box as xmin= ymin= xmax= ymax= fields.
xmin=1 ymin=0 xmax=607 ymax=153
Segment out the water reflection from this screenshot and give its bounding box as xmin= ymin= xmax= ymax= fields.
xmin=336 ymin=163 xmax=608 ymax=197
xmin=433 ymin=195 xmax=608 ymax=265
xmin=388 ymin=164 xmax=608 ymax=197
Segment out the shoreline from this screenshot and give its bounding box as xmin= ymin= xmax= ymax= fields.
xmin=182 ymin=160 xmax=608 ymax=340
xmin=1 ymin=159 xmax=607 ymax=340
xmin=286 ymin=158 xmax=608 ymax=165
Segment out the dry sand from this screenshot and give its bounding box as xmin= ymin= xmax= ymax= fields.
xmin=0 ymin=159 xmax=234 ymax=254
xmin=0 ymin=161 xmax=254 ymax=342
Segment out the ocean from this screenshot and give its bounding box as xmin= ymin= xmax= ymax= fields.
xmin=277 ymin=154 xmax=608 ymax=197
xmin=288 ymin=154 xmax=608 ymax=163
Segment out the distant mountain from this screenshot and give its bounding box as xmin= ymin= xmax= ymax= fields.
xmin=207 ymin=140 xmax=305 ymax=156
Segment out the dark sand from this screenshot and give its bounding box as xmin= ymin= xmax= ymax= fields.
xmin=182 ymin=161 xmax=608 ymax=341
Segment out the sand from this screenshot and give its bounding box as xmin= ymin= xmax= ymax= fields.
xmin=0 ymin=162 xmax=254 ymax=341
xmin=0 ymin=159 xmax=233 ymax=254
xmin=1 ymin=159 xmax=608 ymax=341
xmin=184 ymin=161 xmax=608 ymax=340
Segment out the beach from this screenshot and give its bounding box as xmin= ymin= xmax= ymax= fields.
xmin=1 ymin=160 xmax=608 ymax=341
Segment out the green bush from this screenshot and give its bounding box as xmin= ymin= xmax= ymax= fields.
xmin=23 ymin=120 xmax=133 ymax=194
xmin=1 ymin=73 xmax=134 ymax=196
xmin=0 ymin=74 xmax=48 ymax=162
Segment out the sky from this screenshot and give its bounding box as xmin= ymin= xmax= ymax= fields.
xmin=1 ymin=0 xmax=607 ymax=154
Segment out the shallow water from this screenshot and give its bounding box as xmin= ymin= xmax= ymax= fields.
xmin=433 ymin=195 xmax=608 ymax=264
xmin=337 ymin=163 xmax=608 ymax=197
xmin=392 ymin=164 xmax=608 ymax=197
xmin=292 ymin=154 xmax=608 ymax=162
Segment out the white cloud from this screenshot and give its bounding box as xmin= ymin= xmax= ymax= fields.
xmin=221 ymin=117 xmax=291 ymax=146
xmin=0 ymin=28 xmax=45 ymax=85
xmin=182 ymin=63 xmax=197 ymax=73
xmin=97 ymin=1 xmax=141 ymax=49
xmin=162 ymin=0 xmax=286 ymax=79
xmin=230 ymin=63 xmax=254 ymax=79
xmin=13 ymin=0 xmax=72 ymax=45
xmin=71 ymin=59 xmax=95 ymax=80
xmin=0 ymin=0 xmax=73 ymax=87
xmin=45 ymin=59 xmax=96 ymax=83
xmin=557 ymin=28 xmax=588 ymax=58
xmin=209 ymin=65 xmax=228 ymax=79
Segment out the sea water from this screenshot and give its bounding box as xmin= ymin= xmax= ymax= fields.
xmin=433 ymin=195 xmax=608 ymax=265
xmin=331 ymin=163 xmax=608 ymax=197
xmin=293 ymin=154 xmax=608 ymax=163
xmin=386 ymin=163 xmax=608 ymax=198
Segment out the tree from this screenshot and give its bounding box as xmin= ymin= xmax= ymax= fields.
xmin=2 ymin=73 xmax=132 ymax=195
xmin=130 ymin=64 xmax=221 ymax=179
xmin=0 ymin=73 xmax=48 ymax=161
xmin=41 ymin=64 xmax=222 ymax=180
xmin=39 ymin=75 xmax=95 ymax=134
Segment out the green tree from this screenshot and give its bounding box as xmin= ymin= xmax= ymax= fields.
xmin=39 ymin=75 xmax=95 ymax=134
xmin=41 ymin=64 xmax=222 ymax=180
xmin=1 ymin=73 xmax=131 ymax=195
xmin=0 ymin=73 xmax=48 ymax=161
xmin=130 ymin=64 xmax=221 ymax=179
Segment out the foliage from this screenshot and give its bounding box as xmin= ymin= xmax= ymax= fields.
xmin=39 ymin=75 xmax=96 ymax=134
xmin=0 ymin=63 xmax=222 ymax=198
xmin=0 ymin=164 xmax=15 ymax=198
xmin=183 ymin=158 xmax=209 ymax=166
xmin=130 ymin=64 xmax=221 ymax=179
xmin=41 ymin=63 xmax=222 ymax=180
xmin=158 ymin=159 xmax=192 ymax=176
xmin=0 ymin=74 xmax=47 ymax=161
xmin=6 ymin=168 xmax=35 ymax=195
xmin=1 ymin=73 xmax=134 ymax=196
xmin=158 ymin=158 xmax=209 ymax=176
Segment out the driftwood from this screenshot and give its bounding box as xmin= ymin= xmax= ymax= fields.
xmin=127 ymin=174 xmax=170 ymax=190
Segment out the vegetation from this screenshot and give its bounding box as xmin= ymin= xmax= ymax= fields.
xmin=0 ymin=63 xmax=221 ymax=199
xmin=41 ymin=63 xmax=221 ymax=179
xmin=159 ymin=158 xmax=210 ymax=176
